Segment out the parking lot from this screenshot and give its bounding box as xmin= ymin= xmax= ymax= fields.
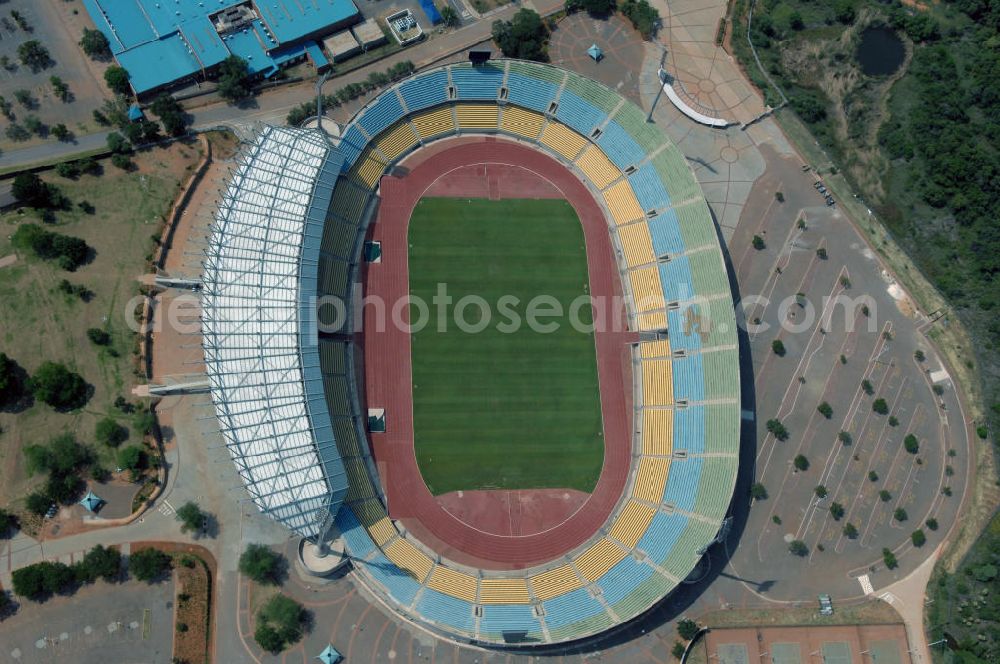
xmin=0 ymin=577 xmax=174 ymax=663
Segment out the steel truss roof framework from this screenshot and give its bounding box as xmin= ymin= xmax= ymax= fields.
xmin=202 ymin=125 xmax=348 ymax=539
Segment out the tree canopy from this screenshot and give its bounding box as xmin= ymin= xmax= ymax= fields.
xmin=239 ymin=544 xmax=284 ymax=584
xmin=217 ymin=56 xmax=252 ymax=102
xmin=104 ymin=65 xmax=131 ymax=95
xmin=79 ymin=29 xmax=111 ymax=59
xmin=27 ymin=361 xmax=89 ymax=409
xmin=492 ymin=9 xmax=549 ymax=62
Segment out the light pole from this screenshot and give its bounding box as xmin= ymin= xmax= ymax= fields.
xmin=646 ymin=48 xmax=669 ymax=123
xmin=315 ymin=70 xmax=331 ymax=133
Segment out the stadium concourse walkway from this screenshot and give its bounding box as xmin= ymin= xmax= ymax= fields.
xmin=303 ymin=59 xmax=741 ymax=647
xmin=363 ymin=138 xmax=637 ymax=570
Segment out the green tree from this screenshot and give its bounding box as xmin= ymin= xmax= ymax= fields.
xmin=12 ymin=561 xmax=75 ymax=599
xmin=838 ymin=431 xmax=852 ymax=445
xmin=0 ymin=352 xmax=25 ymax=407
xmin=51 ymin=123 xmax=71 ymax=141
xmin=882 ymin=548 xmax=897 ymax=570
xmin=676 ymin=618 xmax=699 ymax=640
xmin=440 ymin=5 xmax=460 ymax=27
xmin=749 ymin=482 xmax=768 ymax=500
xmin=492 ymin=9 xmax=549 ymax=61
xmin=0 ymin=509 xmax=18 ymax=537
xmin=817 ymin=402 xmax=833 ymax=419
xmin=752 ymin=234 xmax=766 ymax=250
xmin=129 ymin=548 xmax=171 ymax=582
xmin=830 ymin=502 xmax=845 ymax=520
xmin=771 ymin=339 xmax=786 ymax=356
xmin=619 ymin=0 xmax=659 ymax=39
xmin=255 ymin=594 xmax=306 ymax=652
xmin=793 ymin=454 xmax=809 ymax=471
xmin=843 ymin=522 xmax=858 ymax=539
xmin=25 ymin=492 xmax=52 ymax=516
xmin=75 ymin=544 xmax=122 ymax=583
xmin=95 ymin=417 xmax=128 ymax=447
xmin=861 ymin=379 xmax=874 ymax=396
xmin=814 ymin=485 xmax=828 ymax=499
xmin=566 ymin=0 xmax=616 ymax=16
xmin=79 ymin=28 xmax=111 ymax=59
xmin=872 ymin=398 xmax=889 ymax=415
xmin=28 ymin=362 xmax=88 ymax=410
xmin=87 ymin=328 xmax=111 ymax=346
xmin=879 ymin=489 xmax=892 ymax=502
xmin=11 ymin=172 xmax=55 ymax=207
xmin=894 ymin=508 xmax=908 ymax=522
xmin=671 ymin=641 xmax=687 ymax=660
xmin=903 ymin=434 xmax=919 ymax=454
xmin=911 ymin=530 xmax=926 ymax=547
xmin=766 ymin=418 xmax=789 ymax=441
xmin=925 ymin=517 xmax=938 ymax=531
xmin=117 ymin=446 xmax=147 ymax=476
xmin=17 ymin=40 xmax=52 ymax=71
xmin=176 ymin=502 xmax=206 ymax=534
xmin=217 ymin=55 xmax=252 ymax=102
xmin=788 ymin=540 xmax=808 ymax=556
xmin=239 ymin=544 xmax=284 ymax=585
xmin=104 ymin=66 xmax=131 ymax=95
xmin=150 ymin=94 xmax=188 ymax=136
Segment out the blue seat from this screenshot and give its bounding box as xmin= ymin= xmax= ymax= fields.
xmin=597 ymin=556 xmax=655 ymax=606
xmin=628 ymin=164 xmax=671 ymax=212
xmin=667 ymin=304 xmax=702 ymax=352
xmin=416 ymin=589 xmax=475 ymax=632
xmin=670 ymin=352 xmax=705 ymax=402
xmin=541 ymin=587 xmax=605 ymax=629
xmin=364 ymin=553 xmax=421 ymax=606
xmin=479 ymin=604 xmax=540 ymax=634
xmin=336 ymin=507 xmax=375 ymax=559
xmin=673 ymin=405 xmax=706 ymax=454
xmin=506 ymin=72 xmax=558 ymax=113
xmin=637 ymin=512 xmax=689 ymax=563
xmin=554 ymin=90 xmax=606 ymax=136
xmin=399 ymin=70 xmax=449 ymax=111
xmin=648 ymin=208 xmax=685 ymax=257
xmin=662 ymin=457 xmax=705 ymax=511
xmin=450 ymin=64 xmax=504 ymax=100
xmin=596 ymin=122 xmax=645 ymax=170
xmin=338 ymin=125 xmax=369 ymax=170
xmin=358 ymin=93 xmax=405 ymax=138
xmin=658 ymin=255 xmax=694 ymax=302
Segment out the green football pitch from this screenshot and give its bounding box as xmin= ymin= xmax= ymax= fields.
xmin=408 ymin=197 xmax=605 ymax=495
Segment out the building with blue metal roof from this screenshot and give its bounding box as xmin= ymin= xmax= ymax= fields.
xmin=82 ymin=0 xmax=358 ymax=95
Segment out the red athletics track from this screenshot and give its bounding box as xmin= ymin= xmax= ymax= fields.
xmin=361 ymin=137 xmax=636 ymax=570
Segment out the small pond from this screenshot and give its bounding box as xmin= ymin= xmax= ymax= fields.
xmin=857 ymin=26 xmax=905 ymax=76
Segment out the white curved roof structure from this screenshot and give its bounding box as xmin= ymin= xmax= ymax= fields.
xmin=202 ymin=125 xmax=348 ymax=539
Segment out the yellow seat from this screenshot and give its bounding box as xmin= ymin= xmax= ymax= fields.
xmin=629 ymin=266 xmax=666 ymax=313
xmin=642 ymin=409 xmax=674 ymax=456
xmin=636 ymin=311 xmax=667 ymax=332
xmin=500 ymin=106 xmax=545 ymax=139
xmin=529 ymin=565 xmax=583 ymax=601
xmin=385 ymin=538 xmax=433 ymax=583
xmin=576 ymin=145 xmax=619 ymax=189
xmin=540 ymin=121 xmax=587 ymax=161
xmin=455 ymin=103 xmax=498 ymax=129
xmin=351 ymin=148 xmax=387 ymax=190
xmin=411 ymin=107 xmax=455 ymax=139
xmin=609 ymin=500 xmax=656 ymax=548
xmin=617 ymin=222 xmax=655 ymax=268
xmin=632 ymin=457 xmax=670 ymax=503
xmin=353 ymin=500 xmax=396 ymax=546
xmin=427 ymin=566 xmax=478 ymax=601
xmin=640 ymin=339 xmax=671 ymax=359
xmin=603 ymin=180 xmax=644 ymax=225
xmin=574 ymin=538 xmax=628 ymax=582
xmin=642 ymin=359 xmax=674 ymax=407
xmin=479 ymin=578 xmax=531 ymax=604
xmin=376 ymin=122 xmax=418 ymax=161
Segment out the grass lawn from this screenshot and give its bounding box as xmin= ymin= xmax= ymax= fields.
xmin=0 ymin=140 xmax=206 ymax=511
xmin=408 ymin=197 xmax=604 ymax=495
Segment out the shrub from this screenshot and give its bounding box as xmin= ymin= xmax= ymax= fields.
xmin=861 ymin=379 xmax=874 ymax=396
xmin=830 ymin=502 xmax=845 ymax=520
xmin=771 ymin=339 xmax=786 ymax=356
xmin=838 ymin=431 xmax=852 ymax=445
xmin=843 ymin=522 xmax=859 ymax=539
xmin=894 ymin=508 xmax=908 ymax=522
xmin=882 ymin=548 xmax=898 ymax=570
xmin=912 ymin=530 xmax=926 ymax=547
xmin=766 ymin=418 xmax=789 ymax=441
xmin=677 ymin=618 xmax=699 ymax=641
xmin=903 ymin=434 xmax=919 ymax=454
xmin=793 ymin=454 xmax=809 ymax=471
xmin=888 ymin=415 xmax=899 ymax=427
xmin=772 ymin=514 xmax=781 ymax=524
xmin=672 ymin=641 xmax=687 ymax=660
xmin=129 ymin=548 xmax=171 ymax=582
xmin=18 ymin=40 xmax=52 ymax=71
xmin=817 ymin=402 xmax=833 ymax=419
xmin=12 ymin=224 xmax=90 ymax=271
xmin=95 ymin=417 xmax=128 ymax=447
xmin=788 ymin=540 xmax=808 ymax=556
xmin=87 ymin=328 xmax=111 ymax=346
xmin=926 ymin=517 xmax=938 ymax=531
xmin=976 ymin=425 xmax=989 ymax=440
xmin=239 ymin=544 xmax=284 ymax=584
xmin=816 ymin=247 xmax=828 ymax=259
xmin=752 ymin=234 xmax=766 ymax=250
xmin=879 ymin=489 xmax=892 ymax=502
xmin=868 ymin=470 xmax=879 ymax=482
xmin=872 ymin=398 xmax=889 ymax=414
xmin=814 ymin=485 xmax=828 ymax=498
xmin=914 ymin=349 xmax=926 ymax=362
xmin=28 ymin=361 xmax=88 ymax=409
xmin=111 ymin=153 xmax=133 ymax=170
xmin=749 ymin=482 xmax=768 ymax=500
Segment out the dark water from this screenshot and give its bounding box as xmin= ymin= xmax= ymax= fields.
xmin=857 ymin=26 xmax=905 ymax=76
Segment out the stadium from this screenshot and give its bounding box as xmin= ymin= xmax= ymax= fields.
xmin=202 ymin=58 xmax=741 ymax=647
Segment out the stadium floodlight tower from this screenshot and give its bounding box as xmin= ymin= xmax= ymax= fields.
xmin=201 ymin=124 xmax=349 ymax=558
